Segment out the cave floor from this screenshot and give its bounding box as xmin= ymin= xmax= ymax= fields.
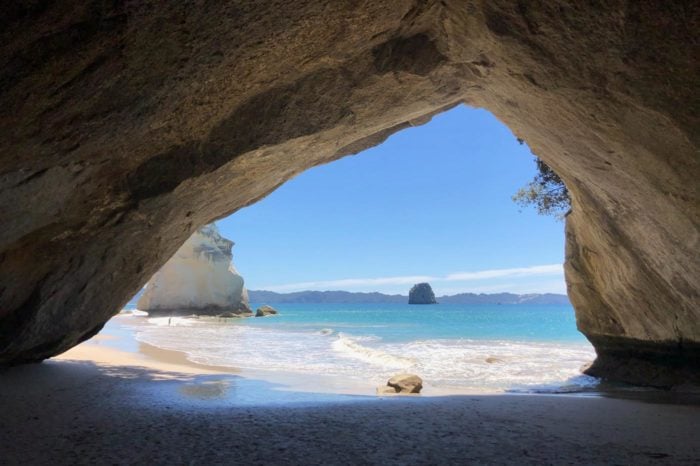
xmin=1 ymin=359 xmax=699 ymax=465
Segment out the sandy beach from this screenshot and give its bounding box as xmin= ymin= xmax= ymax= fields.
xmin=1 ymin=316 xmax=698 ymax=465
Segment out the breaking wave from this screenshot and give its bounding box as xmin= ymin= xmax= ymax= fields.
xmin=332 ymin=333 xmax=416 ymax=369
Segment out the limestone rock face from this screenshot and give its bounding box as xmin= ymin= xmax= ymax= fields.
xmin=408 ymin=283 xmax=437 ymax=305
xmin=0 ymin=2 xmax=698 ymax=385
xmin=137 ymin=224 xmax=250 ymax=316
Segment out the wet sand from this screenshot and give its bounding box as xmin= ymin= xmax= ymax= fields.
xmin=1 ymin=316 xmax=698 ymax=465
xmin=55 ymin=317 xmax=385 ymax=396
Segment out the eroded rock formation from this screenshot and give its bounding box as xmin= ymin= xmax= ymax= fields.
xmin=255 ymin=305 xmax=278 ymax=317
xmin=408 ymin=283 xmax=437 ymax=305
xmin=0 ymin=2 xmax=697 ymax=385
xmin=387 ymin=374 xmax=424 ymax=394
xmin=137 ymin=224 xmax=250 ymax=316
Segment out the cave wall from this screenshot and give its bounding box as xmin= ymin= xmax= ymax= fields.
xmin=0 ymin=1 xmax=697 ymax=384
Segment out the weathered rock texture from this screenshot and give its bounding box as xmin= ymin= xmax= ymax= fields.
xmin=0 ymin=2 xmax=698 ymax=384
xmin=408 ymin=283 xmax=437 ymax=305
xmin=137 ymin=224 xmax=250 ymax=316
xmin=387 ymin=374 xmax=424 ymax=394
xmin=255 ymin=305 xmax=278 ymax=317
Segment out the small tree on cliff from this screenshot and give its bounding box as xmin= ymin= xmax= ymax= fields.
xmin=512 ymin=157 xmax=571 ymax=220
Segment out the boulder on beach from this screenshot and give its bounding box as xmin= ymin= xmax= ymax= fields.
xmin=408 ymin=283 xmax=437 ymax=304
xmin=385 ymin=374 xmax=423 ymax=394
xmin=255 ymin=305 xmax=278 ymax=317
xmin=137 ymin=224 xmax=251 ymax=316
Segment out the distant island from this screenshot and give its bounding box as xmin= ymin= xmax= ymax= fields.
xmin=247 ymin=290 xmax=570 ymax=305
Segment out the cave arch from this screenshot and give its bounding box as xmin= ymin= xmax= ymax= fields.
xmin=0 ymin=1 xmax=697 ymax=385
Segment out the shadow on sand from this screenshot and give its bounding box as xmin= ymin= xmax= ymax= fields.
xmin=1 ymin=359 xmax=699 ymax=465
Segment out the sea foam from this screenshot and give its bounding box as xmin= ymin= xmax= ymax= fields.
xmin=332 ymin=333 xmax=417 ymax=369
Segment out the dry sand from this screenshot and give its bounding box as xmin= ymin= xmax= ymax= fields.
xmin=1 ymin=317 xmax=698 ymax=465
xmin=56 ymin=334 xmax=238 ymax=376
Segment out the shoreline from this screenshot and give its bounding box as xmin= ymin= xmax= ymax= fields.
xmin=55 ymin=314 xmax=700 ymax=404
xmin=59 ymin=314 xmax=605 ymax=398
xmin=57 ymin=315 xmax=485 ymax=397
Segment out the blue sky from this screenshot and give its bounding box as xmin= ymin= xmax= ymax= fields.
xmin=218 ymin=105 xmax=566 ymax=295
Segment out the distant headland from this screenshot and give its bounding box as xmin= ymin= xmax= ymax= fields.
xmin=246 ymin=290 xmax=569 ymax=305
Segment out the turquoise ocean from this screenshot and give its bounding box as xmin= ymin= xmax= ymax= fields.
xmin=122 ymin=303 xmax=598 ymax=393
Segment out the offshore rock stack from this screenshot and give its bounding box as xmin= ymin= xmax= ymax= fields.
xmin=408 ymin=283 xmax=437 ymax=305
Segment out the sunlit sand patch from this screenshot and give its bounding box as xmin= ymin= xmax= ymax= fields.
xmin=89 ymin=334 xmax=117 ymax=341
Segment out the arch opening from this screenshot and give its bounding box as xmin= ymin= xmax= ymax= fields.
xmin=121 ymin=105 xmax=593 ymax=394
xmin=0 ymin=2 xmax=697 ymax=389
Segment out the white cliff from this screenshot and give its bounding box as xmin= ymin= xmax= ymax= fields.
xmin=137 ymin=224 xmax=250 ymax=315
